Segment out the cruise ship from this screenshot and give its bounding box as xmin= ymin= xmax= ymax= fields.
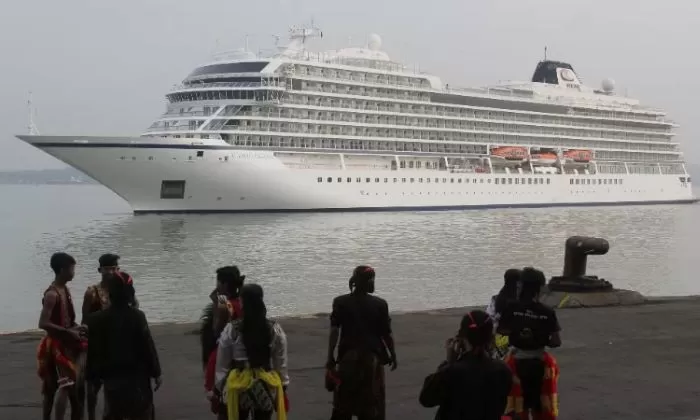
xmin=17 ymin=24 xmax=695 ymax=213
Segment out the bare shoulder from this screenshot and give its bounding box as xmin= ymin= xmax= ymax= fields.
xmin=43 ymin=288 xmax=59 ymax=303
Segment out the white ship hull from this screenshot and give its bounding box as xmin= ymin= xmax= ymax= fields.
xmin=18 ymin=136 xmax=696 ymax=213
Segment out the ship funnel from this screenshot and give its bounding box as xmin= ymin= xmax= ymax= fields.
xmin=531 ymin=60 xmax=581 ymax=89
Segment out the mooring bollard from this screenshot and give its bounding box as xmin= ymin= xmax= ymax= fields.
xmin=548 ymin=236 xmax=613 ymax=292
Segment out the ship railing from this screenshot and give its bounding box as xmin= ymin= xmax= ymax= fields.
xmin=162 ymin=111 xmax=211 ymax=117
xmin=215 ymin=126 xmax=673 ymax=148
xmin=442 ymin=85 xmax=669 ymax=119
xmin=171 ymin=81 xmax=286 ymax=91
xmin=145 ymin=126 xmax=195 ymax=132
xmin=292 ymin=72 xmax=433 ymax=91
xmin=281 ymin=50 xmax=415 ymax=73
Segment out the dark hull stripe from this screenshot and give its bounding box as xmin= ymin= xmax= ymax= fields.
xmin=133 ymin=199 xmax=698 ymax=215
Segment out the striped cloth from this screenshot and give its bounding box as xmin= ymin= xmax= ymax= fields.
xmin=504 ymin=351 xmax=559 ymax=420
xmin=37 ymin=336 xmax=86 ymax=392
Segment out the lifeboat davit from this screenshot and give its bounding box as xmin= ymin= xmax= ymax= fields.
xmin=529 ymin=152 xmax=558 ymax=166
xmin=490 ymin=146 xmax=528 ymax=161
xmin=563 ymin=149 xmax=592 ymax=163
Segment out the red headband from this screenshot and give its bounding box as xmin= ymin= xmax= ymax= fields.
xmin=465 ymin=312 xmax=491 ymax=329
xmin=466 ymin=312 xmax=478 ymax=329
xmin=116 ymin=271 xmax=133 ymax=285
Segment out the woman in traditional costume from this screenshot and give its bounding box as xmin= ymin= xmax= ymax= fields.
xmin=214 ymin=284 xmax=289 ymax=420
xmin=202 ymin=266 xmax=245 ymax=415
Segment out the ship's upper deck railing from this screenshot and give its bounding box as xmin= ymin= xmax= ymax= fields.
xmin=171 ymin=81 xmax=287 ymax=91
xmin=170 ymin=79 xmax=670 ymax=122
xmin=443 ymin=85 xmax=669 ymax=118
xmin=176 ymin=60 xmax=669 ymax=120
xmin=264 ymin=48 xmax=413 ymax=74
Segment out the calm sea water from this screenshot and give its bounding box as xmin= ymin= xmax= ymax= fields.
xmin=1 ymin=184 xmax=698 ymax=332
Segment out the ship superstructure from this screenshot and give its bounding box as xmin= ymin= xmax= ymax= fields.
xmin=17 ymin=24 xmax=694 ymax=212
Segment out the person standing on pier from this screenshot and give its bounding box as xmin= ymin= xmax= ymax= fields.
xmin=486 ymin=268 xmax=521 ymax=359
xmin=37 ymin=252 xmax=87 ymax=420
xmin=326 ymin=265 xmax=397 ymax=420
xmin=81 ymin=253 xmax=137 ymax=420
xmin=498 ymin=267 xmax=561 ymax=420
xmin=202 ymin=266 xmax=245 ymax=416
xmin=418 ymin=310 xmax=513 ymax=419
xmin=85 ymin=271 xmax=162 ymax=420
xmin=214 ymin=283 xmax=289 ymax=420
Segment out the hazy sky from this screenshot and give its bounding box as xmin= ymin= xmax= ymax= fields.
xmin=1 ymin=0 xmax=698 ymax=170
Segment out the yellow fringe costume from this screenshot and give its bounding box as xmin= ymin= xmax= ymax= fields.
xmin=226 ymin=368 xmax=286 ymax=420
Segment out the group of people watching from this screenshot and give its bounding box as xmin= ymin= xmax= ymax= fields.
xmin=421 ymin=266 xmax=561 ymax=420
xmin=200 ymin=264 xmax=395 ymax=420
xmin=38 ymin=252 xmax=160 ymax=420
xmin=38 ymin=252 xmax=560 ymax=420
xmin=199 ymin=264 xmax=560 ymax=420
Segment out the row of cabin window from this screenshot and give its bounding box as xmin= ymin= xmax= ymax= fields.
xmin=400 ymin=160 xmax=439 ymax=169
xmin=571 ymin=178 xmax=623 ymax=185
xmin=317 ymin=177 xmax=551 ymax=185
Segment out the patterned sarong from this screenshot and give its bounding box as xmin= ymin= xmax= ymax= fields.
xmin=504 ymin=352 xmax=559 ymax=420
xmin=38 ymin=283 xmax=86 ymax=394
xmin=332 ymin=349 xmax=385 ymax=420
xmin=37 ymin=336 xmax=84 ymax=393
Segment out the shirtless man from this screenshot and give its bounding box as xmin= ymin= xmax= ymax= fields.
xmin=38 ymin=252 xmax=86 ymax=420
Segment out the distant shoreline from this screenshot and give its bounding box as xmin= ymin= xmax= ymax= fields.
xmin=0 ymin=168 xmax=95 ymax=185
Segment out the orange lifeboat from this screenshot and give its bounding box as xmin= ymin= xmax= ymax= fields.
xmin=529 ymin=152 xmax=558 ymax=166
xmin=563 ymin=149 xmax=592 ymax=163
xmin=490 ymin=146 xmax=528 ymax=161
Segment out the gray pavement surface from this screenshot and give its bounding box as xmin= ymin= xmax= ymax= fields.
xmin=2 ymin=298 xmax=700 ymax=420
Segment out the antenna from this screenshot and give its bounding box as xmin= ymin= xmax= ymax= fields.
xmin=244 ymin=34 xmax=249 ymax=52
xmin=544 ymin=46 xmax=548 ymax=61
xmin=27 ymin=91 xmax=39 ymax=135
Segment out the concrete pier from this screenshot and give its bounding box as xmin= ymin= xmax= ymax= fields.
xmin=2 ymin=297 xmax=700 ymax=420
